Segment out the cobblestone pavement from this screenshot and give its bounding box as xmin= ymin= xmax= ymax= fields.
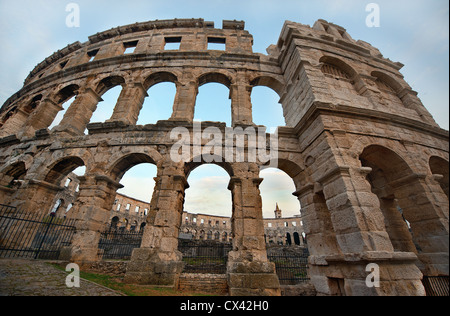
xmin=0 ymin=259 xmax=123 ymax=296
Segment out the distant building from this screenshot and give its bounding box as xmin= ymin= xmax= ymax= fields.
xmin=53 ymin=173 xmax=305 ymax=245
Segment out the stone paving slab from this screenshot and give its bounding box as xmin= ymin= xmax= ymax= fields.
xmin=0 ymin=259 xmax=123 ymax=296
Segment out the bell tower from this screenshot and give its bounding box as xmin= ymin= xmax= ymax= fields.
xmin=274 ymin=203 xmax=282 ymax=219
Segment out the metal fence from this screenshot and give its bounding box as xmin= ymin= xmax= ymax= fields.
xmin=179 ymin=240 xmax=232 ymax=274
xmin=423 ymin=276 xmax=449 ymax=297
xmin=0 ymin=204 xmax=76 ymax=260
xmin=268 ymin=247 xmax=310 ymax=285
xmin=98 ymin=229 xmax=143 ymax=260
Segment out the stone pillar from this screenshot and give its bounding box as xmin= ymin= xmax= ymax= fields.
xmin=294 ymin=183 xmax=343 ymax=295
xmin=124 ymin=161 xmax=187 ymax=286
xmin=52 ymin=88 xmax=103 ymax=136
xmin=230 ymin=74 xmax=253 ymax=126
xmin=313 ymin=165 xmax=425 ymax=296
xmin=18 ymin=98 xmax=63 ymax=138
xmin=64 ymin=174 xmax=122 ymax=264
xmin=108 ymin=83 xmax=148 ymax=125
xmin=226 ymin=163 xmax=281 ymax=296
xmin=170 ymin=80 xmax=197 ymax=122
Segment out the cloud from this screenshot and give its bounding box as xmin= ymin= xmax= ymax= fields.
xmin=185 ymin=175 xmax=232 ymax=216
xmin=117 ymin=177 xmax=155 ymax=203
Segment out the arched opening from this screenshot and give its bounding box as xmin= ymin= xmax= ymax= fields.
xmin=195 ymin=73 xmax=232 ymax=126
xmin=91 ymin=85 xmax=122 ymax=126
xmin=319 ymin=56 xmax=360 ymax=97
xmin=371 ymin=71 xmax=405 ymax=109
xmin=184 ymin=164 xmax=232 ymax=218
xmin=259 ymin=167 xmax=301 ymax=219
xmin=359 ymin=145 xmax=419 ymax=253
xmin=44 ymin=157 xmax=85 ymax=186
xmin=110 ymin=153 xmax=156 ymax=182
xmin=109 ymin=153 xmax=158 ymax=233
xmin=286 ymin=232 xmax=292 ymax=246
xmin=0 ymin=161 xmax=27 ymax=189
xmin=49 ymin=85 xmax=79 ymax=130
xmin=41 ymin=159 xmax=85 ymax=219
xmin=138 ymin=82 xmax=177 ymax=125
xmin=116 ymin=163 xmax=157 ymax=204
xmin=111 ymin=216 xmax=120 ymax=229
xmin=294 ymin=232 xmax=301 ymax=246
xmin=251 ymin=86 xmax=285 ymax=128
xmin=429 ymin=156 xmax=449 ymax=199
xmin=0 ymin=106 xmax=17 ymax=129
xmin=24 ymin=95 xmax=43 ymax=114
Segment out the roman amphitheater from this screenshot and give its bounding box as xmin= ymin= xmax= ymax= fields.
xmin=0 ymin=18 xmax=448 ymax=296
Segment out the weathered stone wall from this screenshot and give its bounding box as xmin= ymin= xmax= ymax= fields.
xmin=0 ymin=18 xmax=448 ymax=296
xmin=178 ymin=273 xmax=229 ymax=295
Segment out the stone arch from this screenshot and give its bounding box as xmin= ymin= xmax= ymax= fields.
xmin=261 ymin=158 xmax=304 ymax=184
xmin=0 ymin=161 xmax=27 ymax=185
xmin=371 ymin=71 xmax=406 ymax=109
xmin=108 ymin=152 xmax=159 ymax=183
xmin=23 ymin=95 xmax=43 ymax=114
xmin=429 ymin=156 xmax=449 ymax=199
xmin=293 ymin=232 xmax=301 ymax=245
xmin=2 ymin=94 xmax=43 ymax=131
xmin=250 ymin=76 xmax=286 ymax=127
xmin=197 ymin=72 xmax=233 ymax=89
xmin=0 ymin=161 xmax=28 ymax=204
xmin=350 ymin=137 xmax=420 ymax=173
xmin=95 ymin=76 xmax=126 ymax=96
xmin=250 ymin=75 xmax=285 ymax=98
xmin=15 ymin=155 xmax=86 ymax=216
xmin=371 ymin=71 xmax=404 ymax=94
xmin=44 ymin=156 xmax=85 ymax=185
xmin=319 ymin=55 xmax=368 ymax=98
xmin=359 ymin=144 xmax=449 ymax=275
xmin=286 ymin=232 xmax=292 ymax=245
xmin=185 ymin=155 xmax=235 ymax=179
xmin=111 ymin=216 xmax=120 ymax=229
xmin=0 ymin=106 xmax=17 ymax=127
xmin=195 ymin=72 xmax=233 ymax=125
xmin=138 ymin=71 xmax=179 ymax=124
xmin=143 ymin=71 xmax=179 ymax=91
xmin=358 ymin=146 xmax=419 ymax=253
xmin=45 ymin=84 xmax=80 ymax=129
xmin=319 ymin=55 xmax=357 ymax=80
xmin=53 ymin=84 xmax=80 ymax=104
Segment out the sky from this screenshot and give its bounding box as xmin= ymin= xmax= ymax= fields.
xmin=1 ymin=0 xmax=448 ymax=218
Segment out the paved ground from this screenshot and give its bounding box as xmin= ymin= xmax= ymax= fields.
xmin=0 ymin=259 xmax=123 ymax=296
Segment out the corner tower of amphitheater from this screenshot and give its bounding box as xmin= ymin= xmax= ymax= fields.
xmin=0 ymin=19 xmax=448 ymax=296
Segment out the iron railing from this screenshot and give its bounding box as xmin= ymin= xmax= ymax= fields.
xmin=98 ymin=229 xmax=143 ymax=260
xmin=179 ymin=240 xmax=232 ymax=274
xmin=0 ymin=205 xmax=76 ymax=260
xmin=423 ymin=276 xmax=449 ymax=297
xmin=268 ymin=247 xmax=310 ymax=285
